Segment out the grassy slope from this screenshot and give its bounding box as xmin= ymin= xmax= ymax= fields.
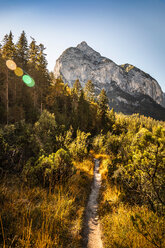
xmin=1 ymin=153 xmax=164 ymax=248
xmin=0 ymin=158 xmax=94 ymax=248
xmin=97 ymin=155 xmax=165 ymax=248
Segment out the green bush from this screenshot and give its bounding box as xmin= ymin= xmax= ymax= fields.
xmin=92 ymin=133 xmax=105 ymax=153
xmin=34 ymin=110 xmax=57 ymax=154
xmin=24 ymin=148 xmax=73 ymax=187
xmin=104 ymin=132 xmax=121 ymax=155
xmin=0 ymin=121 xmax=36 ymax=172
xmin=69 ymin=130 xmax=90 ymax=161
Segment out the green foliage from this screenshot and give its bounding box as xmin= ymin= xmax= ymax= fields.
xmin=112 ymin=115 xmax=128 ymax=135
xmin=46 ymin=78 xmax=72 ymax=127
xmin=34 ymin=110 xmax=57 ymax=154
xmin=84 ymin=80 xmax=95 ymax=102
xmin=25 ymin=148 xmax=73 ymax=187
xmin=1 ymin=31 xmax=16 ymax=59
xmin=0 ymin=31 xmax=165 ymax=248
xmin=102 ymin=115 xmax=165 ymax=214
xmin=0 ymin=121 xmax=36 ymax=172
xmin=104 ymin=132 xmax=122 ymax=155
xmin=92 ymin=133 xmax=105 ymax=153
xmin=69 ymin=130 xmax=91 ymax=161
xmin=28 ymin=37 xmax=39 ymax=65
xmin=99 ymin=116 xmax=165 ymax=247
xmin=97 ymin=89 xmax=109 ymax=132
xmin=131 ymin=213 xmax=165 ymax=248
xmin=73 ymin=79 xmax=82 ymax=97
xmin=16 ymin=30 xmax=28 ymax=67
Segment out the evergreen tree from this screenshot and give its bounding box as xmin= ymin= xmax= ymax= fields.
xmin=1 ymin=31 xmax=16 ymax=59
xmin=46 ymin=78 xmax=72 ymax=126
xmin=84 ymin=80 xmax=95 ymax=102
xmin=97 ymin=89 xmax=109 ymax=132
xmin=77 ymin=90 xmax=90 ymax=131
xmin=0 ymin=54 xmax=6 ymax=123
xmin=71 ymin=80 xmax=82 ymax=119
xmin=10 ymin=31 xmax=29 ymax=122
xmin=1 ymin=31 xmax=16 ymax=124
xmin=27 ymin=38 xmax=39 ymax=113
xmin=49 ymin=71 xmax=55 ymax=83
xmin=73 ymin=79 xmax=82 ymax=97
xmin=36 ymin=43 xmax=50 ymax=113
xmin=16 ymin=30 xmax=28 ymax=67
xmin=28 ymin=37 xmax=39 ymax=67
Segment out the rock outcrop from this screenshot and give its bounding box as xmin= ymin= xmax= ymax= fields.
xmin=163 ymin=93 xmax=165 ymax=107
xmin=54 ymin=41 xmax=165 ymax=120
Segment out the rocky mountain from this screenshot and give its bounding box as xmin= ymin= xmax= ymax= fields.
xmin=163 ymin=93 xmax=165 ymax=107
xmin=54 ymin=41 xmax=165 ymax=120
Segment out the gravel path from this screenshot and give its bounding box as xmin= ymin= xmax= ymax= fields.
xmin=82 ymin=159 xmax=103 ymax=248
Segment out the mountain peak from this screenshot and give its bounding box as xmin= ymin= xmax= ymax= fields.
xmin=77 ymin=41 xmax=89 ymax=49
xmin=54 ymin=42 xmax=164 ymax=109
xmin=77 ymin=41 xmax=101 ymax=58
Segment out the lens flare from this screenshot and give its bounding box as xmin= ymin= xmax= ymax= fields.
xmin=22 ymin=75 xmax=33 ymax=85
xmin=26 ymin=79 xmax=35 ymax=87
xmin=6 ymin=60 xmax=35 ymax=88
xmin=6 ymin=60 xmax=17 ymax=70
xmin=14 ymin=67 xmax=23 ymax=77
xmin=22 ymin=75 xmax=35 ymax=87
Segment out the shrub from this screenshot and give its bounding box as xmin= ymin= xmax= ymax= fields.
xmin=92 ymin=133 xmax=105 ymax=153
xmin=34 ymin=110 xmax=57 ymax=154
xmin=24 ymin=148 xmax=73 ymax=188
xmin=69 ymin=130 xmax=90 ymax=161
xmin=104 ymin=132 xmax=121 ymax=155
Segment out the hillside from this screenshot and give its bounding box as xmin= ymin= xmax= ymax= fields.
xmin=0 ymin=31 xmax=165 ymax=248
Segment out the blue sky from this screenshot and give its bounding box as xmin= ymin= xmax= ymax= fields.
xmin=0 ymin=0 xmax=165 ymax=91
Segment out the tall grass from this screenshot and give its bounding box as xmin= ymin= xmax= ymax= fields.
xmin=0 ymin=158 xmax=94 ymax=247
xmin=99 ymin=159 xmax=165 ymax=248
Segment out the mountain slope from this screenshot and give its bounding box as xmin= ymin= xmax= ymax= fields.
xmin=54 ymin=41 xmax=165 ymax=120
xmin=107 ymin=81 xmax=165 ymax=121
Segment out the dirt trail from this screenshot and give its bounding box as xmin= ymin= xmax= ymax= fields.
xmin=82 ymin=159 xmax=103 ymax=248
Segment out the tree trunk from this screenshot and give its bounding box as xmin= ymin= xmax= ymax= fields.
xmin=6 ymin=68 xmax=9 ymax=124
xmin=41 ymin=91 xmax=43 ymax=113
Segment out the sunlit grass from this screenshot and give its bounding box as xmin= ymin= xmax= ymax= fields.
xmin=100 ymin=203 xmax=165 ymax=248
xmin=99 ymin=158 xmax=165 ymax=248
xmin=90 ymin=150 xmax=109 ymax=160
xmin=0 ymin=158 xmax=94 ymax=247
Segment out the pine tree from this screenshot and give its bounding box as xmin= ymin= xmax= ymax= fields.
xmin=46 ymin=77 xmax=72 ymax=127
xmin=16 ymin=30 xmax=28 ymax=67
xmin=9 ymin=31 xmax=29 ymax=121
xmin=1 ymin=31 xmax=16 ymax=59
xmin=71 ymin=79 xmax=82 ymax=116
xmin=27 ymin=38 xmax=39 ymax=111
xmin=84 ymin=80 xmax=95 ymax=102
xmin=1 ymin=31 xmax=16 ymax=124
xmin=28 ymin=37 xmax=39 ymax=69
xmin=97 ymin=89 xmax=109 ymax=132
xmin=36 ymin=43 xmax=50 ymax=113
xmin=77 ymin=90 xmax=90 ymax=131
xmin=0 ymin=53 xmax=6 ymax=123
xmin=73 ymin=79 xmax=82 ymax=97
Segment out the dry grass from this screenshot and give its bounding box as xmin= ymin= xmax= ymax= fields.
xmin=0 ymin=158 xmax=94 ymax=247
xmin=90 ymin=150 xmax=109 ymax=160
xmin=99 ymin=162 xmax=165 ymax=248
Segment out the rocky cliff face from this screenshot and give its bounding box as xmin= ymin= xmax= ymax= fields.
xmin=163 ymin=93 xmax=165 ymax=107
xmin=54 ymin=41 xmax=165 ymax=120
xmin=54 ymin=41 xmax=164 ymax=106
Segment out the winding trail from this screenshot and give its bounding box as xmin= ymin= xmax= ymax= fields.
xmin=82 ymin=159 xmax=103 ymax=248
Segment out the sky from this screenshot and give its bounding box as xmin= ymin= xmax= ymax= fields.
xmin=0 ymin=0 xmax=165 ymax=91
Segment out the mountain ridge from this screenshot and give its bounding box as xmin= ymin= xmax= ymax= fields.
xmin=54 ymin=41 xmax=165 ymax=120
